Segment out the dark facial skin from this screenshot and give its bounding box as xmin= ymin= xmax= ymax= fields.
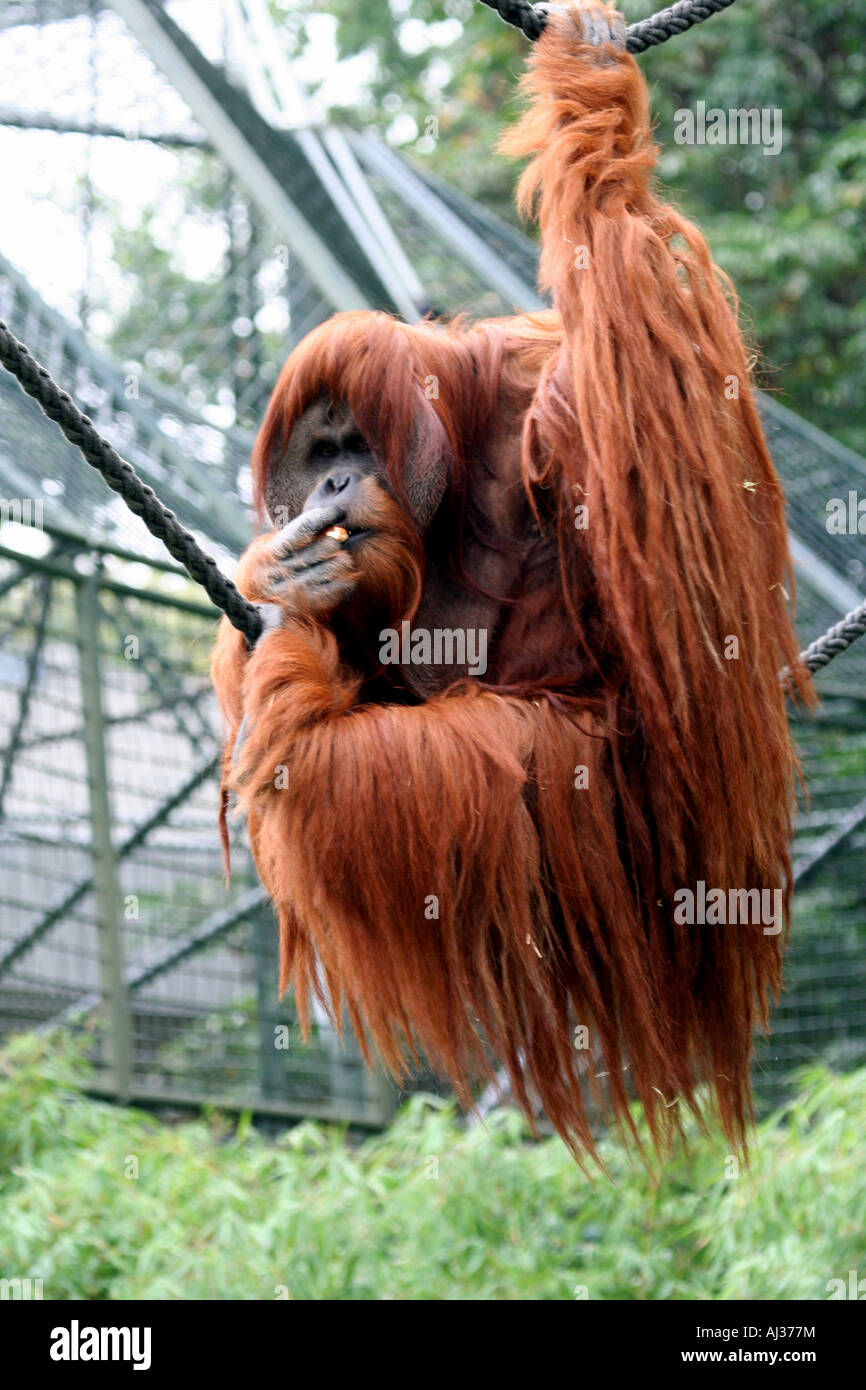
xmin=257 ymin=393 xmax=530 ymax=695
xmin=264 ymin=397 xmax=382 ymax=531
xmin=256 ymin=398 xmax=421 ymax=667
xmin=266 ymin=393 xmax=452 ymax=536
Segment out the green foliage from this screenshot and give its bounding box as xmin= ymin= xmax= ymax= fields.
xmin=635 ymin=0 xmax=866 ymax=454
xmin=96 ymin=3 xmax=863 ymax=451
xmin=1 ymin=1032 xmax=863 ymax=1299
xmin=310 ymin=0 xmax=528 ymax=219
xmin=296 ymin=0 xmax=866 ymax=452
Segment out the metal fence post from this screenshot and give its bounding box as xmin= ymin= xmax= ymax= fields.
xmin=361 ymin=1051 xmax=399 ymax=1127
xmin=251 ymin=901 xmax=285 ymax=1101
xmin=75 ymin=566 xmax=131 ymax=1101
xmin=324 ymin=1006 xmax=398 ymax=1127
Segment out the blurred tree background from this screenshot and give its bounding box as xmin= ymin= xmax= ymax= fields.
xmin=2 ymin=1033 xmax=864 ymax=1299
xmin=103 ymin=0 xmax=865 ymax=451
xmin=276 ymin=0 xmax=866 ymax=453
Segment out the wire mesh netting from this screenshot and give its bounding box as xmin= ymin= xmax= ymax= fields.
xmin=0 ymin=561 xmax=394 ymax=1124
xmin=0 ymin=0 xmax=864 ymax=1129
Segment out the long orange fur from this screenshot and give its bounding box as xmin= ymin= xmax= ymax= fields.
xmin=211 ymin=4 xmax=811 ymax=1159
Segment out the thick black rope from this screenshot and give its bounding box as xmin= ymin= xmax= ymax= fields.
xmin=0 ymin=319 xmax=263 ymax=645
xmin=0 ymin=315 xmax=860 ymax=682
xmin=796 ymin=605 xmax=866 ymax=676
xmin=0 ymin=1 xmax=743 ymax=656
xmin=477 ymin=0 xmax=739 ymax=48
xmin=0 ymin=0 xmax=857 ymax=679
xmin=480 ymin=0 xmax=866 ymax=686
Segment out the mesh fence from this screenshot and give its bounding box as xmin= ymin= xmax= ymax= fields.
xmin=0 ymin=555 xmax=395 ymax=1126
xmin=1 ymin=539 xmax=864 ymax=1121
xmin=0 ymin=0 xmax=864 ymax=1131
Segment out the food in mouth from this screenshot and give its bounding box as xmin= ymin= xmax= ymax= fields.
xmin=324 ymin=525 xmax=350 ymax=543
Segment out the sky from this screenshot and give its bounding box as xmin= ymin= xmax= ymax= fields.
xmin=0 ymin=0 xmax=380 ymax=570
xmin=0 ymin=1 xmax=375 ymax=325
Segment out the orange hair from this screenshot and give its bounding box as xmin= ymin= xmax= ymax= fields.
xmin=213 ymin=6 xmax=812 ymax=1160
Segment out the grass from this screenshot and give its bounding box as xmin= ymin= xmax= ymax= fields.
xmin=0 ymin=1032 xmax=863 ymax=1300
